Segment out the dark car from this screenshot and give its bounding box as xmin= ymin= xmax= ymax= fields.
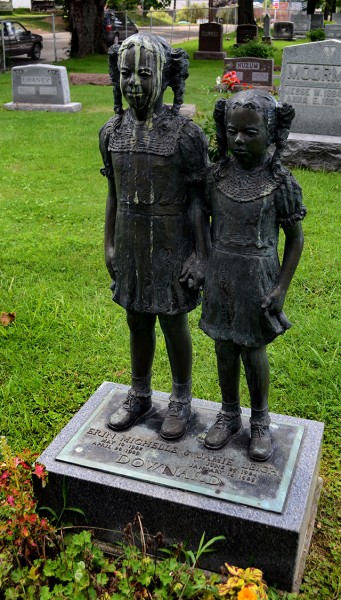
xmin=103 ymin=10 xmax=138 ymax=47
xmin=0 ymin=20 xmax=43 ymax=60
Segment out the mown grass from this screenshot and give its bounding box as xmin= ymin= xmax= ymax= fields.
xmin=0 ymin=46 xmax=340 ymax=599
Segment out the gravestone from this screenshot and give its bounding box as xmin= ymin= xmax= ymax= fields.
xmin=223 ymin=57 xmax=274 ymax=88
xmin=280 ymin=39 xmax=341 ymax=170
xmin=35 ymin=382 xmax=324 ymax=592
xmin=325 ymin=24 xmax=341 ymax=39
xmin=262 ymin=13 xmax=272 ymax=43
xmin=310 ymin=14 xmax=324 ymax=30
xmin=236 ymin=24 xmax=258 ymax=44
xmin=193 ymin=22 xmax=226 ymax=60
xmin=291 ymin=13 xmax=311 ymax=37
xmin=273 ymin=21 xmax=295 ymax=40
xmin=4 ymin=64 xmax=82 ymax=112
xmin=332 ymin=12 xmax=341 ymax=23
xmin=0 ymin=1 xmax=12 ymax=12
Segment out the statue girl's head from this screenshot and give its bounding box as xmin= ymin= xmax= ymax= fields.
xmin=109 ymin=34 xmax=189 ymax=116
xmin=214 ymin=89 xmax=295 ymax=169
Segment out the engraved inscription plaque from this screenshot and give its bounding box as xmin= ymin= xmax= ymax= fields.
xmin=57 ymin=387 xmax=304 ymax=513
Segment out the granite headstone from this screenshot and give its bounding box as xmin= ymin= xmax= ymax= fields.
xmin=223 ymin=57 xmax=274 ymax=88
xmin=291 ymin=13 xmax=311 ymax=37
xmin=310 ymin=14 xmax=324 ymax=30
xmin=279 ymin=39 xmax=341 ymax=136
xmin=236 ymin=24 xmax=258 ymax=44
xmin=325 ymin=24 xmax=341 ymax=39
xmin=273 ymin=21 xmax=295 ymax=40
xmin=332 ymin=12 xmax=341 ymax=23
xmin=4 ymin=64 xmax=82 ymax=112
xmin=193 ymin=22 xmax=226 ymax=60
xmin=262 ymin=13 xmax=272 ymax=43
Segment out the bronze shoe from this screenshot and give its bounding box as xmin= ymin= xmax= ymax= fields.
xmin=108 ymin=390 xmax=152 ymax=431
xmin=160 ymin=399 xmax=191 ymax=440
xmin=204 ymin=411 xmax=242 ymax=450
xmin=249 ymin=420 xmax=272 ymax=461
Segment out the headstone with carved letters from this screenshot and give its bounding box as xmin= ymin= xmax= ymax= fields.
xmin=223 ymin=57 xmax=274 ymax=88
xmin=279 ymin=39 xmax=341 ymax=136
xmin=310 ymin=14 xmax=324 ymax=30
xmin=4 ymin=64 xmax=81 ymax=112
xmin=273 ymin=21 xmax=295 ymax=40
xmin=236 ymin=24 xmax=258 ymax=44
xmin=193 ymin=22 xmax=226 ymax=60
xmin=291 ymin=13 xmax=311 ymax=37
xmin=34 ymin=381 xmax=324 ymax=592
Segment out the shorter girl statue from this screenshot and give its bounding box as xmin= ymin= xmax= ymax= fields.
xmin=100 ymin=34 xmax=209 ymax=440
xmin=200 ymin=90 xmax=306 ymax=461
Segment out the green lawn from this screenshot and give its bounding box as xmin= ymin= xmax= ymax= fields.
xmin=0 ymin=44 xmax=340 ymax=600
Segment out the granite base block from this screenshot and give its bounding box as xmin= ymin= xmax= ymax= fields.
xmin=3 ymin=102 xmax=82 ymax=112
xmin=35 ymin=382 xmax=324 ymax=592
xmin=282 ymin=133 xmax=341 ymax=171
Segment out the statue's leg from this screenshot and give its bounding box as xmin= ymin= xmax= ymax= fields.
xmin=158 ymin=313 xmax=192 ymax=440
xmin=241 ymin=345 xmax=272 ymax=461
xmin=204 ymin=340 xmax=242 ymax=450
xmin=108 ymin=310 xmax=156 ymax=431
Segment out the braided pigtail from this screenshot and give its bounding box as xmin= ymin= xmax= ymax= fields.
xmin=271 ymin=102 xmax=295 ymax=177
xmin=167 ymin=47 xmax=189 ymax=114
xmin=108 ymin=44 xmax=123 ymax=115
xmin=214 ymin=98 xmax=229 ymax=159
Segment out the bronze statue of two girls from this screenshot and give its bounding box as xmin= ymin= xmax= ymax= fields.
xmin=100 ymin=34 xmax=306 ymax=462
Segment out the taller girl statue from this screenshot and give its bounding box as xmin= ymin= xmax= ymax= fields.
xmin=100 ymin=34 xmax=209 ymax=440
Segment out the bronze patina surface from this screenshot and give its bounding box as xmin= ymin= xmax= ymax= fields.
xmin=56 ymin=387 xmax=303 ymax=513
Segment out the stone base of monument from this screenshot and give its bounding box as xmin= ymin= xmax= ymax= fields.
xmin=282 ymin=133 xmax=341 ymax=171
xmin=35 ymin=382 xmax=323 ymax=592
xmin=193 ymin=51 xmax=227 ymax=60
xmin=4 ymin=101 xmax=82 ymax=113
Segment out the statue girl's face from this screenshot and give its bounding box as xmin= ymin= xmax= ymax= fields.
xmin=119 ymin=45 xmax=163 ymax=115
xmin=226 ymin=107 xmax=268 ymax=169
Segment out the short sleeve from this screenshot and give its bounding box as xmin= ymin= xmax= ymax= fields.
xmin=274 ymin=169 xmax=307 ymax=227
xmin=99 ymin=117 xmax=116 ymax=179
xmin=178 ymin=121 xmax=209 ymax=183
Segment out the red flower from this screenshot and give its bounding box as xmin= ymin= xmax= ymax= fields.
xmin=7 ymin=495 xmax=15 ymax=507
xmin=33 ymin=463 xmax=46 ymax=479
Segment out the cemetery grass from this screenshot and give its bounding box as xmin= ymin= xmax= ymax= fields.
xmin=0 ymin=69 xmax=340 ymax=600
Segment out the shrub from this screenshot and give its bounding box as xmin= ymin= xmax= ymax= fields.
xmin=230 ymin=40 xmax=274 ymax=59
xmin=308 ymin=28 xmax=326 ymax=41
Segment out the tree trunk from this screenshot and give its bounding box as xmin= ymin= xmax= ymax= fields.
xmin=238 ymin=0 xmax=255 ymax=25
xmin=307 ymin=0 xmax=317 ymax=15
xmin=69 ymin=0 xmax=107 ymax=58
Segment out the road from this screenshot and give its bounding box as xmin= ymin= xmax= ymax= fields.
xmin=7 ymin=24 xmax=236 ymax=67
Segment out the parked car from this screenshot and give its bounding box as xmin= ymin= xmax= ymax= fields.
xmin=103 ymin=10 xmax=138 ymax=47
xmin=0 ymin=20 xmax=43 ymax=60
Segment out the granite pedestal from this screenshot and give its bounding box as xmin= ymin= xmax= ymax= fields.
xmin=35 ymin=382 xmax=323 ymax=592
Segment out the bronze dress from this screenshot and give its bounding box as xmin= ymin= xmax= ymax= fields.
xmin=100 ymin=106 xmax=208 ymax=315
xmin=199 ymin=158 xmax=306 ymax=347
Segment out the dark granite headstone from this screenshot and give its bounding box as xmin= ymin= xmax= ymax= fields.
xmin=35 ymin=382 xmax=324 ymax=592
xmin=4 ymin=64 xmax=81 ymax=112
xmin=325 ymin=24 xmax=341 ymax=39
xmin=279 ymin=39 xmax=341 ymax=136
xmin=262 ymin=13 xmax=272 ymax=42
xmin=291 ymin=13 xmax=311 ymax=37
xmin=223 ymin=57 xmax=274 ymax=88
xmin=273 ymin=21 xmax=295 ymax=40
xmin=236 ymin=24 xmax=258 ymax=44
xmin=310 ymin=14 xmax=324 ymax=30
xmin=193 ymin=22 xmax=226 ymax=60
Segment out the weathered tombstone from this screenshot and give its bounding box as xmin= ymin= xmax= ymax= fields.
xmin=223 ymin=56 xmax=274 ymax=88
xmin=332 ymin=12 xmax=341 ymax=23
xmin=279 ymin=39 xmax=341 ymax=170
xmin=262 ymin=13 xmax=272 ymax=43
xmin=236 ymin=24 xmax=258 ymax=44
xmin=291 ymin=13 xmax=311 ymax=37
xmin=4 ymin=64 xmax=82 ymax=112
xmin=273 ymin=21 xmax=295 ymax=40
xmin=325 ymin=24 xmax=341 ymax=39
xmin=193 ymin=22 xmax=226 ymax=60
xmin=310 ymin=14 xmax=324 ymax=30
xmin=0 ymin=1 xmax=12 ymax=12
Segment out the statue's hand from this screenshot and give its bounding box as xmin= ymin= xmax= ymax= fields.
xmin=105 ymin=246 xmax=116 ymax=281
xmin=261 ymin=286 xmax=286 ymax=314
xmin=179 ymin=254 xmax=207 ymax=291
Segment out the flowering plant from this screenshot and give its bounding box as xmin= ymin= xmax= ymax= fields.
xmin=217 ymin=563 xmax=268 ymax=599
xmin=222 ymin=71 xmax=241 ymax=91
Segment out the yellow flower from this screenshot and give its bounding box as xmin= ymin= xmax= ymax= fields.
xmin=237 ymin=588 xmax=258 ymax=600
xmin=243 ymin=568 xmax=263 ymax=583
xmin=225 ymin=564 xmax=245 ymax=577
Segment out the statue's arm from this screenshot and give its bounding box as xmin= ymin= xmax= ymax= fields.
xmin=104 ymin=177 xmax=118 ymax=281
xmin=261 ymin=221 xmax=304 ymax=314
